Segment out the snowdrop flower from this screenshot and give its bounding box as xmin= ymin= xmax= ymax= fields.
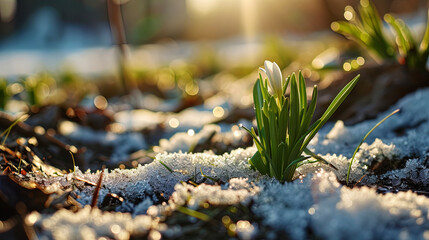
xmin=260 ymin=60 xmax=283 ymax=98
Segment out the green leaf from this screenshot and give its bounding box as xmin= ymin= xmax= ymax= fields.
xmin=282 ymin=75 xmax=291 ymax=96
xmin=289 ymin=73 xmax=300 ymax=144
xmin=284 ymin=155 xmax=310 ymax=178
xmin=278 ymin=97 xmax=289 ymax=144
xmin=304 ymin=148 xmax=338 ymax=170
xmin=332 ymin=1 xmax=395 ymax=61
xmin=301 ymin=85 xmax=318 ymax=131
xmin=303 ymin=74 xmax=360 ymax=149
xmin=240 ymin=125 xmax=265 ymax=155
xmin=278 ymin=142 xmax=286 ymax=178
xmin=253 ymin=78 xmax=264 ymax=139
xmin=385 ymin=14 xmax=409 ymax=55
xmin=267 ymin=97 xmax=279 ymax=163
xmin=261 ymin=109 xmax=271 ymax=154
xmin=298 ymin=72 xmax=307 ymax=118
xmin=249 ymin=151 xmax=268 ymax=175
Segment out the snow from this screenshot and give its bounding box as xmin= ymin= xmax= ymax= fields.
xmin=158 ymin=123 xmax=249 ymax=153
xmin=170 ymin=178 xmax=259 ymax=209
xmin=33 ymin=206 xmax=156 ymax=240
xmin=29 ymin=87 xmax=429 ymax=239
xmin=252 ymin=171 xmax=429 ymax=240
xmin=59 ymin=121 xmax=147 ymax=165
xmin=311 ymin=87 xmax=429 ymax=159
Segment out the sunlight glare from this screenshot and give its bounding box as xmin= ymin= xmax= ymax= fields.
xmin=187 ymin=0 xmax=219 ymax=16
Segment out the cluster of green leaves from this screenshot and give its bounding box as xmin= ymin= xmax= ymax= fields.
xmin=243 ymin=71 xmax=359 ymax=182
xmin=384 ymin=13 xmax=429 ymax=70
xmin=331 ymin=0 xmax=429 ymax=71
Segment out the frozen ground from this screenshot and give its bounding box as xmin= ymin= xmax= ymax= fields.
xmin=23 ymin=87 xmax=429 ymax=239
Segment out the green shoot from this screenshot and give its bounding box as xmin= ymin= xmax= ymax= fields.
xmin=346 ymin=109 xmax=400 ymax=184
xmin=159 ymin=160 xmax=174 ymax=173
xmin=332 ymin=0 xmax=429 ymax=71
xmin=177 ymin=206 xmax=210 ymax=221
xmin=244 ymin=60 xmax=359 ymax=182
xmin=303 ymin=148 xmax=338 ymax=170
xmin=331 ymin=0 xmax=395 ymax=62
xmin=0 ymin=114 xmax=29 ymax=146
xmin=200 ymin=168 xmax=219 ymax=182
xmin=69 ymin=151 xmax=76 ymax=174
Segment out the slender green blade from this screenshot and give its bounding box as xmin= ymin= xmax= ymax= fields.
xmin=253 ymin=79 xmax=264 ymax=135
xmin=249 ymin=151 xmax=268 ymax=175
xmin=177 ymin=206 xmax=210 ymax=221
xmin=385 ymin=14 xmax=408 ymax=55
xmin=159 ymin=160 xmax=174 ymax=173
xmin=282 ymin=75 xmax=291 ymax=96
xmin=303 ymin=75 xmax=359 ymax=149
xmin=346 ymin=109 xmax=399 ymax=184
xmin=298 ymin=72 xmax=307 ymax=118
xmin=289 ymin=73 xmax=300 ymax=145
xmin=240 ymin=125 xmax=264 ymax=154
xmin=304 ymin=148 xmax=338 ymax=170
xmin=284 ymin=155 xmax=310 ymax=178
xmin=301 ymin=85 xmax=318 ymax=131
xmin=278 ymin=97 xmax=289 ymax=143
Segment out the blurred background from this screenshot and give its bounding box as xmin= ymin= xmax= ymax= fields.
xmin=0 ymin=0 xmax=426 ymax=77
xmin=0 ymin=0 xmax=428 ymax=170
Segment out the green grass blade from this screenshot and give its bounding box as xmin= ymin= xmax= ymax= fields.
xmin=397 ymin=20 xmax=416 ymax=50
xmin=284 ymin=155 xmax=311 ymax=174
xmin=303 ymin=148 xmax=338 ymax=170
xmin=200 ymin=168 xmax=219 ymax=182
xmin=268 ymin=97 xmax=279 ymax=152
xmin=253 ymin=78 xmax=264 ymax=139
xmin=249 ymin=151 xmax=268 ymax=175
xmin=0 ymin=114 xmax=28 ymax=145
xmin=301 ymin=85 xmax=318 ymax=131
xmin=177 ymin=206 xmax=210 ymax=221
xmin=278 ymin=97 xmax=289 ymax=143
xmin=289 ymin=73 xmax=300 ymax=144
xmin=69 ymin=151 xmax=76 ymax=174
xmin=303 ymin=75 xmax=359 ymax=149
xmin=240 ymin=125 xmax=264 ymax=153
xmin=159 ymin=160 xmax=174 ymax=173
xmin=385 ymin=14 xmax=408 ymax=55
xmin=282 ymin=75 xmax=291 ymax=95
xmin=346 ymin=109 xmax=399 ymax=184
xmin=298 ymin=72 xmax=307 ymax=117
xmin=240 ymin=125 xmax=272 ymax=170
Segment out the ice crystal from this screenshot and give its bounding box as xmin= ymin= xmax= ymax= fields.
xmin=252 ymin=171 xmax=429 ymax=240
xmin=34 ymin=206 xmax=156 ymax=240
xmin=170 ymin=178 xmax=259 ymax=209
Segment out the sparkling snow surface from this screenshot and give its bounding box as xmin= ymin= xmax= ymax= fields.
xmin=34 ymin=88 xmax=429 ymax=239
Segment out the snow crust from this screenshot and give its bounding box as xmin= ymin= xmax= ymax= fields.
xmin=32 ymin=88 xmax=429 ymax=239
xmin=253 ymin=171 xmax=429 ymax=240
xmin=33 ymin=206 xmax=157 ymax=240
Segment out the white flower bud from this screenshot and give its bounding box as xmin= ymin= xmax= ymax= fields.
xmin=260 ymin=60 xmax=283 ymax=98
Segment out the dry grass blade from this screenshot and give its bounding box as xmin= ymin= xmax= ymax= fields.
xmin=91 ymin=166 xmax=105 ymax=209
